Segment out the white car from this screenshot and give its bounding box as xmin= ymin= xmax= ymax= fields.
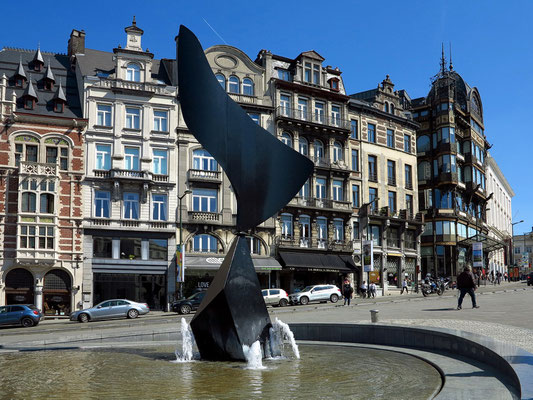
xmin=262 ymin=288 xmax=289 ymax=307
xmin=289 ymin=285 xmax=341 ymax=305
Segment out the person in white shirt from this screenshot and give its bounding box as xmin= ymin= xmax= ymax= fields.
xmin=360 ymin=281 xmax=368 ymax=298
xmin=401 ymin=278 xmax=409 ymax=294
xmin=369 ymin=282 xmax=377 ymax=298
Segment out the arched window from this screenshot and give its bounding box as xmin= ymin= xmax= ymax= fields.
xmin=40 ymin=193 xmax=54 ymax=214
xmin=299 ymin=215 xmax=311 ymax=247
xmin=125 ymin=63 xmax=141 ymax=82
xmin=193 ymin=149 xmax=217 ymax=171
xmin=215 ymin=74 xmax=225 ymax=89
xmin=229 ymin=76 xmax=239 ymax=94
xmin=384 ymin=102 xmax=389 ymax=113
xmin=390 ymin=104 xmax=395 ymax=115
xmin=299 ymin=137 xmax=309 ymax=156
xmin=22 ymin=192 xmax=37 ymax=212
xmin=281 ymin=213 xmax=293 ymax=238
xmin=242 ymin=78 xmax=254 ymax=96
xmin=333 ymin=218 xmax=344 ymax=241
xmin=246 ymin=236 xmax=264 ymax=255
xmin=314 ymin=140 xmax=324 ymax=159
xmin=281 ymin=132 xmax=292 ymax=148
xmin=333 ymin=141 xmax=343 ymax=162
xmin=192 ymin=234 xmax=218 ymax=253
xmin=416 ymin=136 xmax=431 ymax=153
xmin=317 ymin=217 xmax=327 ymax=248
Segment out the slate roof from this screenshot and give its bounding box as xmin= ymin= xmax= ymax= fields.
xmin=75 ymin=48 xmax=171 ymax=85
xmin=0 ymin=48 xmax=83 ymax=118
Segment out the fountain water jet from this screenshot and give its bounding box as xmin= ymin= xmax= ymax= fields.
xmin=173 ymin=318 xmax=196 ymax=363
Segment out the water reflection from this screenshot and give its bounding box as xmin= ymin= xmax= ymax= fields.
xmin=0 ymin=345 xmax=441 ymax=399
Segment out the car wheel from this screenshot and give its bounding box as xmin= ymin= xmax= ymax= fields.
xmin=330 ymin=294 xmax=339 ymax=303
xmin=179 ymin=305 xmax=191 ymax=315
xmin=78 ymin=313 xmax=90 ymax=323
xmin=299 ymin=296 xmax=309 ymax=305
xmin=279 ymin=298 xmax=288 ymax=307
xmin=127 ymin=309 xmax=139 ymax=319
xmin=21 ymin=317 xmax=34 ymax=328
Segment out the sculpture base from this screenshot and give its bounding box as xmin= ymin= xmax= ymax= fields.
xmin=190 ymin=235 xmax=277 ymax=361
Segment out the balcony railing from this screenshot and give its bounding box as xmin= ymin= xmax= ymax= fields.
xmin=405 ymin=181 xmax=413 ymax=190
xmin=16 ymin=249 xmax=57 ymax=265
xmin=188 ymin=211 xmax=221 ymax=222
xmin=228 ymin=93 xmax=257 ymax=104
xmin=94 ymin=170 xmax=111 ymax=178
xmin=152 ymin=174 xmax=169 ymax=183
xmin=188 ymin=169 xmax=221 ymax=182
xmin=307 ymin=156 xmax=348 ymax=170
xmin=368 ymin=172 xmax=378 ymax=182
xmin=110 ymin=169 xmax=152 ymax=181
xmin=277 ymin=237 xmax=352 ymax=251
xmin=85 ymin=218 xmax=175 ymax=230
xmin=287 ymin=196 xmax=352 ymax=211
xmin=388 ymin=177 xmax=396 ymax=186
xmin=19 ymin=161 xmax=58 ymax=177
xmin=94 ymin=79 xmax=173 ymax=95
xmin=276 ymin=106 xmax=350 ymax=130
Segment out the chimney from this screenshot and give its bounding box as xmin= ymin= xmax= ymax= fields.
xmin=68 ymin=29 xmax=86 ymax=57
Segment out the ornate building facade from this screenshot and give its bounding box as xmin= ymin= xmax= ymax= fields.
xmin=0 ymin=46 xmax=87 ymax=315
xmin=349 ymin=76 xmax=423 ymax=289
xmin=73 ymin=20 xmax=179 ymax=310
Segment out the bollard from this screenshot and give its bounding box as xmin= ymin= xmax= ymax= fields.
xmin=370 ymin=309 xmax=379 ymax=323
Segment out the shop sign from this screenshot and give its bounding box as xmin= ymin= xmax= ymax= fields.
xmin=472 ymin=242 xmax=483 ymax=268
xmin=369 ymin=270 xmax=380 ymax=284
xmin=206 ymin=257 xmax=224 ymax=264
xmin=51 ymin=296 xmax=63 ymax=302
xmin=14 ymin=295 xmax=25 ymax=302
xmin=363 ymin=240 xmax=373 ymax=272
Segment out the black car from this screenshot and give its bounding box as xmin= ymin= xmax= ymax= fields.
xmin=527 ymin=272 xmax=533 ymax=286
xmin=171 ymin=291 xmax=206 ymax=314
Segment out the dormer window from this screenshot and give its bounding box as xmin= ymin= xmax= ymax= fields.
xmin=44 ymin=80 xmax=54 ymax=91
xmin=126 ymin=63 xmax=141 ymax=82
xmin=24 ymin=98 xmax=35 ymax=110
xmin=15 ymin=77 xmax=25 ymax=88
xmin=304 ymin=63 xmax=312 ymax=83
xmin=54 ymin=100 xmax=64 ymax=113
xmin=313 ymin=65 xmax=320 ymax=85
xmin=329 ymin=78 xmax=339 ymax=91
xmin=34 ymin=62 xmax=43 ymax=72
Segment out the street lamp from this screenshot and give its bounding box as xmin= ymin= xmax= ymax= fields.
xmin=511 ymin=220 xmax=524 ymax=281
xmin=177 ymin=189 xmax=192 ymax=299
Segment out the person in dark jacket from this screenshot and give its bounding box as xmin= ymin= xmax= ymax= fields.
xmin=343 ymin=280 xmax=354 ymax=306
xmin=457 ymin=265 xmax=479 ymax=310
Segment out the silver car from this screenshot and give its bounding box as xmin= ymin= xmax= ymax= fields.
xmin=70 ymin=299 xmax=149 ymax=323
xmin=289 ymin=285 xmax=341 ymax=305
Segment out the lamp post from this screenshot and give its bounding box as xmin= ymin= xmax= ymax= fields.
xmin=177 ymin=189 xmax=192 ymax=299
xmin=511 ymin=220 xmax=523 ymax=281
xmin=359 ymin=197 xmax=379 ymax=292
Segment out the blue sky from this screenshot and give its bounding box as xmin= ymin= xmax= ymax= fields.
xmin=2 ymin=0 xmax=531 ymax=234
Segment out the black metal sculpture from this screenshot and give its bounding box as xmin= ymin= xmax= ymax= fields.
xmin=178 ymin=25 xmax=313 ymax=361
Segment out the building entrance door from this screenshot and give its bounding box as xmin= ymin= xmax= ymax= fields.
xmin=5 ymin=268 xmax=34 ymax=305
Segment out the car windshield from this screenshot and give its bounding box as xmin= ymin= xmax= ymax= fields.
xmin=188 ymin=292 xmax=202 ymax=300
xmin=300 ymin=286 xmax=314 ymax=293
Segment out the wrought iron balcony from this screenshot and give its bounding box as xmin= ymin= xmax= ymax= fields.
xmin=277 ymin=236 xmax=352 ymax=252
xmin=276 ymin=106 xmax=350 ymax=130
xmin=368 ymin=172 xmax=378 ymax=182
xmin=19 ymin=161 xmax=58 ymax=177
xmin=287 ymin=196 xmax=352 ymax=212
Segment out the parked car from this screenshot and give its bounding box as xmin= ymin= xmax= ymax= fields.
xmin=527 ymin=272 xmax=533 ymax=286
xmin=0 ymin=304 xmax=43 ymax=327
xmin=262 ymin=288 xmax=289 ymax=307
xmin=289 ymin=285 xmax=341 ymax=305
xmin=171 ymin=291 xmax=206 ymax=314
xmin=70 ymin=299 xmax=149 ymax=323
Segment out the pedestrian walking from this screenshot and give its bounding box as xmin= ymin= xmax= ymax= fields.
xmin=343 ymin=280 xmax=354 ymax=306
xmin=401 ymin=278 xmax=409 ymax=294
xmin=360 ymin=281 xmax=368 ymax=298
xmin=456 ymin=265 xmax=479 ymax=310
xmin=496 ymin=271 xmax=502 ymax=285
xmin=369 ymin=282 xmax=377 ymax=298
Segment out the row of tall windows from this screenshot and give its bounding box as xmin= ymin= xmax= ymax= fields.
xmin=280 ymin=135 xmax=344 ymax=162
xmin=281 ymin=214 xmax=345 ymax=244
xmin=20 ymin=179 xmax=55 ymax=214
xmin=94 ymin=191 xmax=168 ymax=221
xmin=15 ymin=141 xmax=69 ymax=170
xmin=93 ymin=237 xmax=168 ymax=260
xmin=279 ymin=94 xmax=343 ymax=125
xmin=19 ymin=225 xmax=54 ymax=249
xmin=96 ymin=104 xmax=168 ymax=132
xmin=215 ymin=74 xmax=254 ymax=96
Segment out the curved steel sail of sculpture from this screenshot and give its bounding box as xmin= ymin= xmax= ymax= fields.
xmin=178 ymin=25 xmax=313 ymax=361
xmin=177 ymin=25 xmax=314 ymax=232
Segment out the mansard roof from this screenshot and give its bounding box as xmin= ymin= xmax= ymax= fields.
xmin=0 ymin=48 xmax=82 ymax=118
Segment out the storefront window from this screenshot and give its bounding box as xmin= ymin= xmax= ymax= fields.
xmin=93 ymin=237 xmax=112 ymax=258
xmin=149 ymin=239 xmax=167 ymax=260
xmin=120 ymin=238 xmax=142 ymax=259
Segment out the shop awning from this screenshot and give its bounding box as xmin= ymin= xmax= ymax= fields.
xmin=457 ymin=233 xmax=507 ymax=253
xmin=279 ymin=252 xmax=356 ymax=272
xmin=184 ymin=255 xmax=281 ymax=272
xmin=92 ymin=259 xmax=168 ymax=275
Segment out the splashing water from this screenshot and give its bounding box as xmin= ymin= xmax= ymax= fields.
xmin=270 ymin=318 xmax=300 ymax=359
xmin=174 ymin=318 xmax=195 ymax=362
xmin=243 ymin=341 xmax=266 ymax=369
